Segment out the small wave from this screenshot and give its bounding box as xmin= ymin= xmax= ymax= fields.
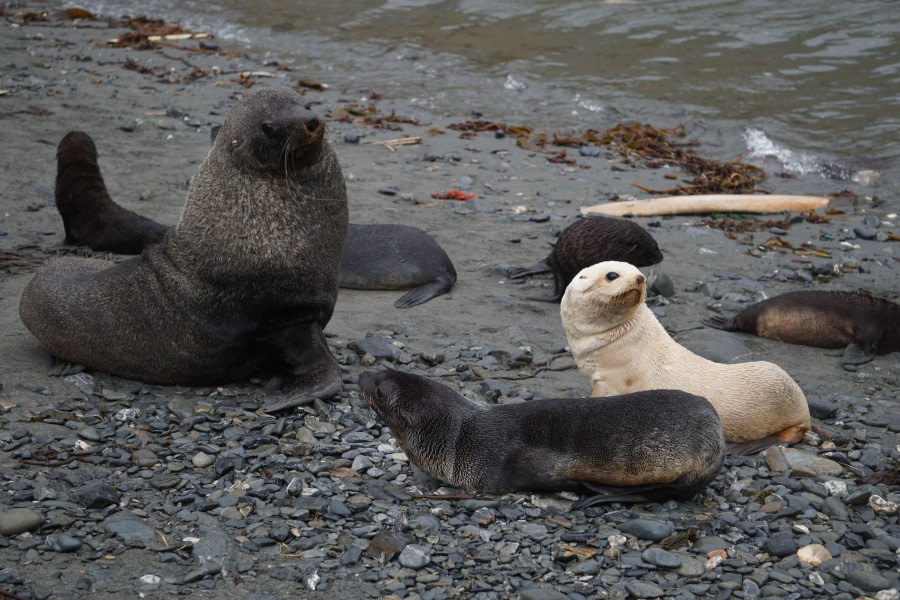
xmin=574 ymin=94 xmax=604 ymax=113
xmin=503 ymin=74 xmax=527 ymax=91
xmin=742 ymin=128 xmax=820 ymax=175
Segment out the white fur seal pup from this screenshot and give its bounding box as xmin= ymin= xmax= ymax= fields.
xmin=560 ymin=261 xmax=811 ymax=453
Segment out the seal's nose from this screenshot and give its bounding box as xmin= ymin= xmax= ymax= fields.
xmin=636 ymin=274 xmax=646 ymax=284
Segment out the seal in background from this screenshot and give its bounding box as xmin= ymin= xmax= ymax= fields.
xmin=703 ymin=290 xmax=899 ymax=367
xmin=508 ymin=215 xmax=663 ymax=302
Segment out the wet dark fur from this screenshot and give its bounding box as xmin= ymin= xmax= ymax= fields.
xmin=508 ymin=216 xmax=663 ymax=302
xmin=21 ymin=89 xmax=348 ymax=399
xmin=359 ymin=370 xmax=725 ymax=505
xmin=341 ymin=224 xmax=457 ymax=308
xmin=56 ymin=131 xmax=168 ymax=254
xmin=704 ymin=291 xmax=899 ymax=365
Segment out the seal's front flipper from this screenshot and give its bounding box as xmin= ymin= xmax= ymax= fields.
xmin=261 ymin=361 xmax=342 ymax=413
xmin=393 ymin=276 xmax=454 ymax=309
xmin=48 ymin=356 xmax=85 ymax=377
xmin=262 ymin=320 xmax=343 ymax=412
xmin=702 ymin=316 xmax=734 ymax=330
xmin=507 ymin=259 xmax=552 ymax=280
xmin=842 ymin=341 xmax=876 ymax=366
xmin=572 ymin=482 xmax=684 ymax=508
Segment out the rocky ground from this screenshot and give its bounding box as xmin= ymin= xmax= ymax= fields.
xmin=0 ymin=5 xmax=898 ymax=600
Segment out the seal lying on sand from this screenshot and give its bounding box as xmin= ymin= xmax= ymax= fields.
xmin=50 ymin=131 xmax=456 ymax=308
xmin=561 ymin=261 xmax=810 ymax=453
xmin=703 ymin=290 xmax=899 ymax=366
xmin=359 ymin=370 xmax=725 ymax=507
xmin=55 ymin=131 xmax=167 ymax=254
xmin=340 ymin=224 xmax=456 ymax=308
xmin=21 ymin=89 xmax=348 ymax=408
xmin=508 ymin=215 xmax=663 ymax=302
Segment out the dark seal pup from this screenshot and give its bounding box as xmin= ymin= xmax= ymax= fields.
xmin=359 ymin=370 xmax=725 ymax=507
xmin=703 ymin=290 xmax=899 ymax=366
xmin=55 ymin=131 xmax=168 ymax=254
xmin=508 ymin=215 xmax=663 ymax=302
xmin=340 ymin=224 xmax=456 ymax=308
xmin=20 ymin=89 xmax=348 ymax=407
xmin=51 ymin=133 xmax=456 ymax=308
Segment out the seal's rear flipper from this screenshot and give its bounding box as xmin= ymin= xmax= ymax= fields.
xmin=526 ymin=292 xmax=563 ymax=303
xmin=701 ymin=316 xmax=733 ymax=330
xmin=507 ymin=259 xmax=552 ymax=280
xmin=842 ymin=341 xmax=876 ymax=366
xmin=572 ymin=482 xmax=685 ymax=508
xmin=394 ymin=276 xmax=454 ymax=309
xmin=726 ymin=423 xmax=808 ymax=456
xmin=261 ymin=361 xmax=342 ymax=413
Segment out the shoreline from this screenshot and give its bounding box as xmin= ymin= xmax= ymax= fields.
xmin=1 ymin=6 xmax=898 ymax=600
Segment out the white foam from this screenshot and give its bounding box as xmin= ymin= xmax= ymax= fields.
xmin=742 ymin=128 xmax=820 ymax=175
xmin=504 ymin=74 xmax=526 ymax=91
xmin=574 ymin=93 xmax=604 ymax=113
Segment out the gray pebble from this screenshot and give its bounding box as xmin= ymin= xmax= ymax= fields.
xmin=766 ymin=531 xmax=798 ymax=558
xmin=641 ymin=547 xmax=683 ymax=568
xmin=619 ymin=518 xmax=673 ymax=542
xmin=0 ymin=508 xmax=43 ymax=536
xmin=397 ymin=544 xmax=431 ymax=569
xmin=47 ymin=534 xmax=82 ymax=553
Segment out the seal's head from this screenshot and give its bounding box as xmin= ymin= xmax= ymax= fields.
xmin=561 ymin=260 xmax=647 ymax=334
xmin=214 ymin=88 xmax=326 ymax=176
xmin=358 ymin=370 xmax=467 ymax=481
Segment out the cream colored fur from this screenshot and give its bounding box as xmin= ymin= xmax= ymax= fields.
xmin=561 ymin=261 xmax=810 ymax=444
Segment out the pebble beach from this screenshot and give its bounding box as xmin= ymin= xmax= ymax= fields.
xmin=0 ymin=6 xmax=898 ymax=600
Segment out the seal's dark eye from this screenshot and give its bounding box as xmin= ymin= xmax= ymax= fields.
xmin=605 ymin=272 xmax=619 ymax=281
xmin=261 ymin=122 xmax=276 ymax=137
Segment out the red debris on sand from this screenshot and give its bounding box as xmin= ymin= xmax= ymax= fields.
xmin=431 ymin=190 xmax=477 ymax=201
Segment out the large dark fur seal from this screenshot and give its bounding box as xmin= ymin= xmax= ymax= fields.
xmin=340 ymin=224 xmax=456 ymax=308
xmin=508 ymin=215 xmax=663 ymax=302
xmin=55 ymin=131 xmax=168 ymax=254
xmin=20 ymin=89 xmax=348 ymax=407
xmin=50 ymin=131 xmax=456 ymax=308
xmin=703 ymin=290 xmax=899 ymax=366
xmin=359 ymin=370 xmax=725 ymax=507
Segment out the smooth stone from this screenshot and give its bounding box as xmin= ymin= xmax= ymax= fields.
xmin=192 ymin=452 xmax=214 ymax=468
xmin=519 ymin=588 xmax=570 ymax=600
xmin=641 ymin=547 xmax=683 ymax=569
xmin=797 ymin=544 xmax=832 ymax=566
xmin=780 ymin=448 xmax=843 ymax=477
xmin=367 ymin=531 xmax=408 ymax=563
xmin=845 ymin=571 xmax=892 ymax=593
xmin=0 ymin=508 xmax=43 ymax=536
xmin=625 ymin=581 xmax=664 ymax=598
xmin=397 ymin=544 xmax=431 ymax=569
xmin=807 ymin=397 xmax=838 ymax=419
xmin=765 ymin=446 xmax=791 ymax=472
xmin=193 ymin=528 xmax=236 ymax=567
xmin=766 ymin=531 xmax=798 ymax=558
xmin=132 ymin=449 xmax=159 ymax=468
xmin=675 ymin=329 xmax=769 ymax=364
xmin=619 ymin=518 xmax=673 ymax=542
xmin=47 ymin=533 xmax=82 ymax=553
xmin=821 ymin=496 xmax=850 ymax=520
xmin=102 ymin=512 xmax=159 ymax=546
xmin=677 ymin=557 xmax=705 ymax=577
xmin=77 ymin=425 xmax=102 ymax=442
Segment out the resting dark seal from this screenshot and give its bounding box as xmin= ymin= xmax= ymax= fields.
xmin=340 ymin=224 xmax=456 ymax=308
xmin=55 ymin=131 xmax=168 ymax=254
xmin=508 ymin=215 xmax=663 ymax=302
xmin=50 ymin=132 xmax=456 ymax=308
xmin=20 ymin=89 xmax=348 ymax=407
xmin=359 ymin=370 xmax=725 ymax=507
xmin=703 ymin=291 xmax=899 ymax=366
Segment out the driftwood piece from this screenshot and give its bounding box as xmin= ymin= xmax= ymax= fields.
xmin=581 ymin=194 xmax=829 ymax=217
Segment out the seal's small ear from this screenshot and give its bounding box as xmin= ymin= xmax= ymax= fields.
xmin=210 ymin=125 xmax=221 ymax=144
